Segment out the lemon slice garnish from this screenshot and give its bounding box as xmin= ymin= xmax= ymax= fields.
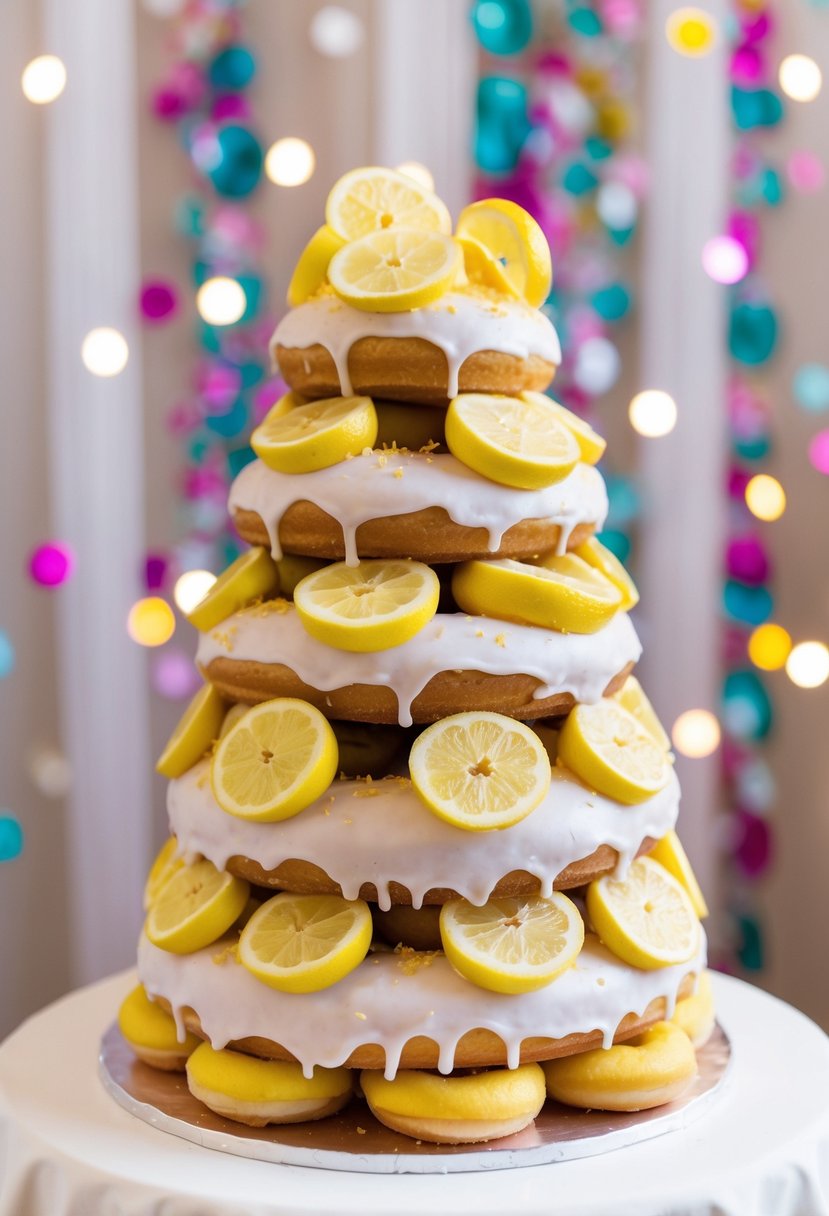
xmin=286 ymin=224 xmax=345 ymax=307
xmin=155 ymin=683 xmax=226 ymax=778
xmin=327 ymin=229 xmax=460 ymax=313
xmin=325 ymin=166 xmax=451 ymax=240
xmin=558 ymin=701 xmax=673 ymax=805
xmin=571 ymin=537 xmax=639 ymax=611
xmin=294 ymin=559 xmax=440 ymax=653
xmin=613 ymin=675 xmax=672 ymax=752
xmin=451 ymin=555 xmax=622 ymax=635
xmin=251 ymin=395 xmax=378 ymax=473
xmin=520 ymin=392 xmax=607 ymax=465
xmin=586 ymin=856 xmax=700 ymax=970
xmin=440 ymin=892 xmax=584 ymax=993
xmin=456 ymin=234 xmax=521 ymax=298
xmin=445 ymin=392 xmax=580 ymax=490
xmin=238 ymin=892 xmax=373 ymax=993
xmin=143 ymin=836 xmax=184 ymax=910
xmin=408 ymin=711 xmax=552 ymax=831
xmin=647 ymin=831 xmax=709 ymax=919
xmin=211 ymin=698 xmax=338 ymax=822
xmin=187 ymin=547 xmax=280 ymax=633
xmin=145 ymin=858 xmax=249 ymax=955
xmin=456 ymin=198 xmax=552 ymax=307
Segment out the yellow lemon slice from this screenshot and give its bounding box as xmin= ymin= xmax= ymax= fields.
xmin=520 ymin=392 xmax=607 ymax=464
xmin=325 ymin=166 xmax=451 ymax=240
xmin=327 ymin=229 xmax=460 ymax=313
xmin=219 ymin=702 xmax=250 ymax=738
xmin=558 ymin=701 xmax=673 ymax=804
xmin=275 ymin=554 xmax=329 ymax=599
xmin=408 ymin=711 xmax=551 ymax=831
xmin=286 ymin=225 xmax=346 ymax=307
xmin=155 ymin=683 xmax=226 ymax=778
xmin=211 ymin=698 xmax=338 ymax=822
xmin=238 ymin=892 xmax=373 ymax=993
xmin=457 ymin=235 xmax=521 ymax=298
xmin=145 ymin=858 xmax=250 ymax=955
xmin=566 ymin=537 xmax=639 ymax=612
xmin=187 ymin=548 xmax=280 ymax=632
xmin=613 ymin=675 xmax=672 ymax=752
xmin=586 ymin=856 xmax=700 ymax=970
xmin=451 ymin=555 xmax=622 ymax=635
xmin=440 ymin=892 xmax=584 ymax=994
xmin=251 ymin=395 xmax=378 ymax=473
xmin=143 ymin=836 xmax=184 ymax=910
xmin=647 ymin=831 xmax=709 ymax=919
xmin=445 ymin=392 xmax=580 ymax=490
xmin=456 ymin=198 xmax=552 ymax=307
xmin=293 ymin=559 xmax=440 ymax=653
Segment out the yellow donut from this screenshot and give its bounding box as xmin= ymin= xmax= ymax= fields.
xmin=118 ymin=984 xmax=201 ymax=1072
xmin=185 ymin=1042 xmax=354 ymax=1128
xmin=672 ymin=970 xmax=716 ymax=1048
xmin=543 ymin=1021 xmax=697 ymax=1112
xmin=360 ymin=1064 xmax=546 ymax=1144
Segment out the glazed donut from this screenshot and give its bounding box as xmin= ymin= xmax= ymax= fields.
xmin=543 ymin=1021 xmax=698 ymax=1112
xmin=671 ymin=970 xmax=716 ymax=1048
xmin=360 ymin=1064 xmax=546 ymax=1144
xmin=185 ymin=1041 xmax=353 ymax=1127
xmin=118 ymin=984 xmax=200 ymax=1072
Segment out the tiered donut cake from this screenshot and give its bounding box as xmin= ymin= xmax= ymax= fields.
xmin=123 ymin=169 xmax=713 ymax=1147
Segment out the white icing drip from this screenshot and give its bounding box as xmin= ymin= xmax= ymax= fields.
xmin=168 ymin=763 xmax=680 ymax=910
xmin=196 ymin=605 xmax=641 ymax=727
xmin=137 ymin=930 xmax=707 ymax=1080
xmin=229 ymin=453 xmax=608 ymax=566
xmin=272 ymin=290 xmax=562 ymax=398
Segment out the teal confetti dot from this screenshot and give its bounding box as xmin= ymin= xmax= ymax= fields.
xmin=209 ymin=45 xmax=256 ymax=92
xmin=188 ymin=434 xmax=211 ymax=463
xmin=731 ymin=86 xmax=784 ymax=132
xmin=591 ymin=283 xmax=631 ymax=322
xmin=585 ymin=137 xmax=612 ymax=162
xmin=475 ymin=77 xmax=531 ymax=174
xmin=567 ymin=7 xmax=603 ymax=36
xmin=227 ymin=445 xmax=257 ymax=479
xmin=607 ymin=224 xmax=635 ymax=247
xmin=175 ymin=195 xmax=204 ymax=239
xmin=206 ymin=125 xmax=263 ymax=199
xmin=595 ymin=529 xmax=631 ymax=564
xmin=222 ymin=538 xmax=243 ymax=567
xmin=723 ymin=580 xmax=773 ymax=626
xmin=0 ymin=816 xmax=23 ymax=862
xmin=605 ymin=475 xmax=640 ymax=528
xmin=472 ymin=0 xmax=533 ymax=56
xmin=793 ymin=363 xmax=829 ymax=412
xmin=722 ymin=670 xmax=772 ymax=741
xmin=0 ymin=630 xmax=14 ymax=679
xmin=562 ymin=162 xmax=598 ymax=196
xmin=735 ymin=913 xmax=764 ymax=972
xmin=728 ymin=301 xmax=778 ymax=366
xmin=733 ymin=434 xmax=771 ymax=462
xmin=236 ymin=273 xmax=264 ymax=323
xmin=205 ymin=397 xmax=249 ymax=439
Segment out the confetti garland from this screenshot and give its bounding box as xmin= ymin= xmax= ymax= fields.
xmin=470 ymin=0 xmax=645 ymax=565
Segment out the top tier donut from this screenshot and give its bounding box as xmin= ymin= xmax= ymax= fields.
xmin=272 ymin=167 xmax=561 ymax=406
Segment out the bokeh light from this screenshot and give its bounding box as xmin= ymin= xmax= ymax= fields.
xmin=264 ymin=137 xmax=316 ymax=187
xmin=808 ymin=429 xmax=829 ymax=475
xmin=81 ymin=327 xmax=129 ymax=377
xmin=29 ymin=542 xmax=73 ymax=587
xmin=127 ymin=597 xmax=176 ymax=647
xmin=0 ymin=630 xmax=15 ymax=679
xmin=745 ymin=473 xmax=786 ymax=521
xmin=786 ymin=641 xmax=829 ymax=689
xmin=173 ymin=568 xmax=217 ymax=614
xmin=665 ymin=8 xmax=717 ymax=57
xmin=28 ymin=746 xmax=72 ymax=798
xmin=195 ymin=276 xmax=246 ymax=326
xmin=573 ymin=337 xmax=620 ymax=395
xmin=151 ymin=649 xmax=201 ymax=699
xmin=140 ymin=279 xmax=178 ymax=324
xmin=396 ymin=162 xmax=435 ymax=192
xmin=787 ymin=150 xmax=825 ymax=194
xmin=0 ymin=816 xmax=23 ymax=863
xmin=672 ymin=709 xmax=721 ymax=758
xmin=779 ymin=54 xmax=822 ymax=103
xmin=21 ymin=55 xmax=66 ymax=104
xmin=793 ymin=363 xmax=829 ymax=412
xmin=628 ymin=389 xmax=678 ymax=438
xmin=748 ymin=622 xmax=792 ymax=671
xmin=596 ymin=181 xmax=638 ymax=230
xmin=309 ymin=6 xmax=364 ymax=57
xmin=702 ymin=235 xmax=749 ymax=285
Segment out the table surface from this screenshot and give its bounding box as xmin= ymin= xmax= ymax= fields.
xmin=2 ymin=970 xmax=829 ymax=1216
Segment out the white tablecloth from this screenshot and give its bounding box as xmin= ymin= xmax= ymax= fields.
xmin=1 ymin=970 xmax=829 ymax=1216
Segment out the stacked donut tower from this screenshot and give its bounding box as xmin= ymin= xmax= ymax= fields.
xmin=119 ymin=168 xmax=715 ymax=1147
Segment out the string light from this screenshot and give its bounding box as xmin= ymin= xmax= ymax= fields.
xmin=665 ymin=8 xmax=717 ymax=57
xmin=785 ymin=641 xmax=829 ymax=689
xmin=702 ymin=235 xmax=749 ymax=285
xmin=779 ymin=54 xmax=822 ymax=103
xmin=81 ymin=327 xmax=129 ymax=377
xmin=628 ymin=390 xmax=678 ymax=438
xmin=173 ymin=569 xmax=216 ymax=614
xmin=672 ymin=709 xmax=721 ymax=758
xmin=264 ymin=138 xmax=316 ymax=187
xmin=745 ymin=473 xmax=786 ymax=521
xmin=127 ymin=597 xmax=176 ymax=647
xmin=309 ymin=6 xmax=364 ymax=57
xmin=748 ymin=622 xmax=792 ymax=671
xmin=396 ymin=162 xmax=435 ymax=192
xmin=195 ymin=277 xmax=246 ymax=326
xmin=21 ymin=54 xmax=66 ymax=104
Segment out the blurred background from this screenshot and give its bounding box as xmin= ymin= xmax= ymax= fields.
xmin=2 ymin=0 xmax=828 ymax=1040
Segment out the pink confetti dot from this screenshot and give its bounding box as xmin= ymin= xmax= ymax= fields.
xmin=152 ymin=649 xmax=200 ymax=700
xmin=787 ymin=151 xmax=825 ymax=194
xmin=140 ymin=279 xmax=178 ymax=323
xmin=29 ymin=542 xmax=73 ymax=587
xmin=808 ymin=429 xmax=829 ymax=474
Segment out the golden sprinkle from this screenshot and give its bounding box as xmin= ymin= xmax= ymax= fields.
xmin=212 ymin=941 xmax=238 ymax=966
xmin=419 ymin=439 xmax=440 ymax=455
xmin=475 ymin=629 xmax=484 ymax=639
xmin=495 ymin=633 xmax=507 ymax=648
xmin=393 ymin=468 xmax=404 ymax=480
xmin=354 ymin=1011 xmax=367 ymax=1021
xmin=343 ymin=817 xmax=353 ymax=825
xmin=357 ymin=1126 xmax=367 ymax=1135
xmin=394 ymin=945 xmax=439 ymax=976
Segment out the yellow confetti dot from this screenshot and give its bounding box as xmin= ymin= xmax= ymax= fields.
xmin=748 ymin=623 xmax=792 ymax=671
xmin=127 ymin=597 xmax=175 ymax=647
xmin=666 ymin=7 xmax=717 ymax=57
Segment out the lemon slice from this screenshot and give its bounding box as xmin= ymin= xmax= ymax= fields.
xmin=445 ymin=393 xmax=580 ymax=490
xmin=613 ymin=676 xmax=672 ymax=752
xmin=558 ymin=701 xmax=673 ymax=805
xmin=187 ymin=548 xmax=280 ymax=633
xmin=325 ymin=166 xmax=451 ymax=240
xmin=155 ymin=683 xmax=226 ymax=778
xmin=275 ymin=554 xmax=328 ymax=599
xmin=408 ymin=711 xmax=551 ymax=831
xmin=211 ymin=698 xmax=338 ymax=822
xmin=251 ymin=395 xmax=378 ymax=473
xmin=451 ymin=555 xmax=622 ymax=635
xmin=571 ymin=537 xmax=639 ymax=611
xmin=145 ymin=858 xmax=250 ymax=955
xmin=520 ymin=392 xmax=606 ymax=464
xmin=286 ymin=225 xmax=346 ymax=307
xmin=647 ymin=831 xmax=709 ymax=919
xmin=586 ymin=856 xmax=700 ymax=970
xmin=327 ymin=229 xmax=461 ymax=313
xmin=457 ymin=235 xmax=521 ymax=298
xmin=440 ymin=893 xmax=584 ymax=993
xmin=294 ymin=559 xmax=440 ymax=653
xmin=219 ymin=702 xmax=250 ymax=738
xmin=456 ymin=198 xmax=552 ymax=307
xmin=143 ymin=836 xmax=184 ymax=910
xmin=238 ymin=892 xmax=373 ymax=993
